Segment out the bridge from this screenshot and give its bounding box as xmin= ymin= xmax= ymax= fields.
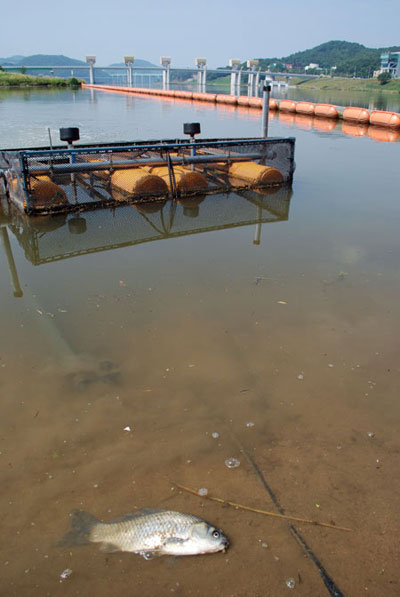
xmin=1 ymin=56 xmax=320 ymax=94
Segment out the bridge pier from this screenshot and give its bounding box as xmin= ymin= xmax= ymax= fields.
xmin=86 ymin=55 xmax=96 ymax=85
xmin=229 ymin=59 xmax=241 ymax=95
xmin=196 ymin=58 xmax=207 ymax=92
xmin=124 ymin=56 xmax=134 ymax=87
xmin=247 ymin=60 xmax=259 ymax=96
xmin=160 ymin=57 xmax=171 ymax=90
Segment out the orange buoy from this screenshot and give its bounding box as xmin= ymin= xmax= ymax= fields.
xmin=237 ymin=96 xmax=250 ymax=106
xmin=269 ymin=98 xmax=278 ymax=111
xmin=144 ymin=165 xmax=208 ymax=193
xmin=216 ymin=94 xmax=238 ymax=105
xmin=29 ymin=177 xmax=68 ymax=209
xmin=111 ymin=168 xmax=168 ymax=197
xmin=313 ymin=117 xmax=337 ymax=131
xmin=173 ymin=90 xmax=193 ymax=100
xmin=369 ymin=110 xmax=400 ymax=128
xmin=368 ymin=125 xmax=400 ymax=143
xmin=295 ymin=102 xmax=315 ymax=115
xmin=279 ymin=100 xmax=297 ymax=113
xmin=314 ymin=104 xmax=338 ymax=119
xmin=342 ymin=122 xmax=368 ymax=137
xmin=248 ymin=97 xmax=262 ymax=109
xmin=228 ymin=161 xmax=283 ymax=186
xmin=343 ymin=107 xmax=370 ymax=124
xmin=198 ymin=92 xmax=217 ymax=102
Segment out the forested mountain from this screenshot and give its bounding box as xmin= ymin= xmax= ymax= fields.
xmin=0 ymin=55 xmax=156 ymax=68
xmin=256 ymin=41 xmax=400 ymax=77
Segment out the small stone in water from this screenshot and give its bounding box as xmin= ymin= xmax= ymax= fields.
xmin=211 ymin=432 xmax=220 ymax=439
xmin=225 ymin=457 xmax=240 ymax=469
xmin=286 ymin=578 xmax=296 ymax=589
xmin=198 ymin=488 xmax=208 ymax=496
xmin=297 ymin=374 xmax=304 ymax=380
xmin=246 ymin=422 xmax=255 ymax=428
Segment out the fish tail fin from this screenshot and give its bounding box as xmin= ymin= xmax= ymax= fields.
xmin=58 ymin=509 xmax=99 ymax=547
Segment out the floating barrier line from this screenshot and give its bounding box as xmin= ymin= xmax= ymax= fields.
xmin=83 ymin=84 xmax=400 ymax=130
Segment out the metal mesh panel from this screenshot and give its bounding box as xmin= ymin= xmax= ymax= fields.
xmin=1 ymin=137 xmax=295 ymax=215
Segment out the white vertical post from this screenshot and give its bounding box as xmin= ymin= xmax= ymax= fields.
xmin=160 ymin=57 xmax=171 ymax=90
xmin=255 ymin=69 xmax=260 ymax=95
xmin=86 ymin=55 xmax=96 ymax=85
xmin=247 ymin=60 xmax=259 ymax=96
xmin=261 ymin=84 xmax=271 ymax=138
xmin=124 ymin=56 xmax=134 ymax=88
xmin=229 ymin=59 xmax=241 ymax=96
xmin=196 ymin=58 xmax=207 ymax=92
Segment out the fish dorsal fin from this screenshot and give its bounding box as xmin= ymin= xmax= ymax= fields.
xmin=111 ymin=508 xmax=166 ymax=523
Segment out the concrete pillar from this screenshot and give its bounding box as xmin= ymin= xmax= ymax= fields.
xmin=124 ymin=56 xmax=134 ymax=87
xmin=160 ymin=57 xmax=171 ymax=90
xmin=86 ymin=55 xmax=96 ymax=85
xmin=247 ymin=60 xmax=259 ymax=96
xmin=196 ymin=58 xmax=207 ymax=92
xmin=229 ymin=59 xmax=241 ymax=95
xmin=255 ymin=69 xmax=260 ymax=95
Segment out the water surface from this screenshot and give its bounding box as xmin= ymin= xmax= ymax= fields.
xmin=1 ymin=88 xmax=400 ymax=596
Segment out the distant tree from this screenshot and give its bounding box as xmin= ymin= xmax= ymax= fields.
xmin=20 ymin=66 xmax=26 ymax=74
xmin=377 ymin=72 xmax=391 ymax=85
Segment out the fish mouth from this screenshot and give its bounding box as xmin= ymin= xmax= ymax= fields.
xmin=221 ymin=539 xmax=230 ymax=553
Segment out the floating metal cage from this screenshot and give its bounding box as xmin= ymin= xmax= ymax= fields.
xmin=0 ymin=136 xmax=295 ymax=215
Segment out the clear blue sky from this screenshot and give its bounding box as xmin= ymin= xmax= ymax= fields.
xmin=1 ymin=0 xmax=399 ymax=67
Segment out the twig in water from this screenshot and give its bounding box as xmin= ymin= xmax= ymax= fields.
xmin=171 ymin=481 xmax=351 ymax=532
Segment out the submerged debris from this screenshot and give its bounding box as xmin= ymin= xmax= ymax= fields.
xmin=285 ymin=578 xmax=296 ymax=589
xmin=225 ymin=457 xmax=240 ymax=469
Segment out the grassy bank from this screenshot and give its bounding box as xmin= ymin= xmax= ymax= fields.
xmin=291 ymin=76 xmax=400 ymax=93
xmin=0 ymin=72 xmax=82 ymax=87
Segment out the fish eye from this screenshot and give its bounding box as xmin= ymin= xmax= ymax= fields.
xmin=212 ymin=530 xmax=220 ymax=539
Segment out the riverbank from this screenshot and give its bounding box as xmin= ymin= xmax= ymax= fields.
xmin=291 ymin=76 xmax=400 ymax=93
xmin=204 ymin=75 xmax=400 ymax=94
xmin=0 ymin=72 xmax=82 ymax=87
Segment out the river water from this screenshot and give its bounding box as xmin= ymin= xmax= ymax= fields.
xmin=1 ymin=87 xmax=400 ymax=597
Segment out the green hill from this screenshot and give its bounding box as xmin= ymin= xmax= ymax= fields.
xmin=255 ymin=40 xmax=400 ymax=77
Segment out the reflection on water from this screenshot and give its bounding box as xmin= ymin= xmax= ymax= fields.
xmin=2 ymin=189 xmax=291 ymax=270
xmin=1 ymin=88 xmax=400 ymax=596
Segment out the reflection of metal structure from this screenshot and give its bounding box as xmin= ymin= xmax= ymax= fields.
xmin=2 ymin=188 xmax=291 ymax=270
xmin=0 ymin=136 xmax=295 ymax=215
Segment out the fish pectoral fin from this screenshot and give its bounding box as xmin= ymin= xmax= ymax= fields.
xmin=99 ymin=542 xmax=120 ymax=553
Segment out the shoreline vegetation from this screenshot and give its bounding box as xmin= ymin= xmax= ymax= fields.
xmin=206 ymin=75 xmax=400 ymax=94
xmin=0 ymin=72 xmax=82 ymax=87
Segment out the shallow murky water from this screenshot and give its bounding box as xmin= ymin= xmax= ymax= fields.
xmin=1 ymin=88 xmax=400 ymax=596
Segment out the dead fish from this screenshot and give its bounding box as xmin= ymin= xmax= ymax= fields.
xmin=59 ymin=508 xmax=229 ymax=559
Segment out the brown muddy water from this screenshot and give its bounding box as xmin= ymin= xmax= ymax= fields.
xmin=1 ymin=88 xmax=400 ymax=597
